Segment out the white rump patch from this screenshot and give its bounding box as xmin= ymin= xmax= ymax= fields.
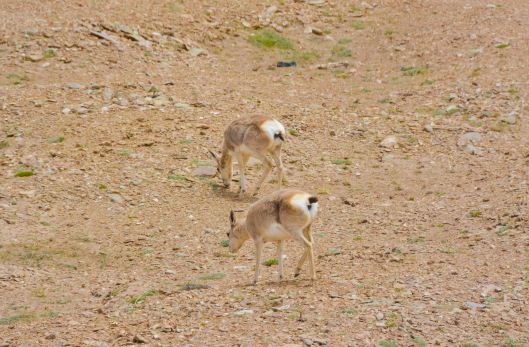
xmin=290 ymin=193 xmax=318 ymax=219
xmin=260 ymin=119 xmax=285 ymax=144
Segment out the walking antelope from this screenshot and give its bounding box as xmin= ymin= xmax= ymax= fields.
xmin=209 ymin=115 xmax=286 ymax=196
xmin=227 ymin=189 xmax=319 ymax=284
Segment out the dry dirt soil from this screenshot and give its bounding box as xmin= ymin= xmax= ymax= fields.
xmin=1 ymin=0 xmax=529 ymax=346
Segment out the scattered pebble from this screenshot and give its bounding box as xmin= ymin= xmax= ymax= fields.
xmin=380 ymin=136 xmax=398 ymax=148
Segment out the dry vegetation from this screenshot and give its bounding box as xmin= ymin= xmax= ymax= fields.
xmin=1 ymin=0 xmax=528 ymax=346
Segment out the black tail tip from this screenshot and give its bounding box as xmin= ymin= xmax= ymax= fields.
xmin=274 ymin=132 xmax=285 ymax=141
xmin=308 ymin=196 xmax=318 ymax=204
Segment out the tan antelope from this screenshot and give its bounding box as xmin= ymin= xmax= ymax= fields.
xmin=209 ymin=115 xmax=286 ymax=196
xmin=227 ymin=188 xmax=319 ymax=284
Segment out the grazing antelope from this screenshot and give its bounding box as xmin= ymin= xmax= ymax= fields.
xmin=209 ymin=115 xmax=286 ymax=196
xmin=227 ymin=188 xmax=319 ymax=284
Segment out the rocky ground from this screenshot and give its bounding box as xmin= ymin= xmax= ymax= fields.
xmin=1 ymin=0 xmax=528 ymax=346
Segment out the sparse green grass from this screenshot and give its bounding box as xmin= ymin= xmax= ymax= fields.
xmin=338 ymin=38 xmax=353 ymax=45
xmin=191 ymin=159 xmax=210 ymax=167
xmin=413 ymin=337 xmax=427 ymax=346
xmin=283 ymin=50 xmax=320 ymax=64
xmin=0 ymin=140 xmax=8 ymax=149
xmin=342 ymin=307 xmax=357 ymax=316
xmin=333 ymin=69 xmax=351 ymax=78
xmin=15 ymin=170 xmax=34 ymax=177
xmin=248 ymin=30 xmax=293 ymax=50
xmin=199 ymin=272 xmax=225 ymax=281
xmin=384 ymin=29 xmax=395 ymax=36
xmin=421 ymin=79 xmax=434 ymax=85
xmin=470 ymin=67 xmax=481 ymax=77
xmin=168 ymin=174 xmax=187 ymax=181
xmin=5 ymin=72 xmax=29 ymax=85
xmin=0 ymin=314 xmax=35 ymax=325
xmin=469 ymin=210 xmax=482 ymax=218
xmin=351 ymin=20 xmax=365 ymax=30
xmin=385 ymin=312 xmax=400 ymax=328
xmin=180 ymin=139 xmax=192 ymax=145
xmin=220 ymin=240 xmax=229 ymax=247
xmin=0 ymin=240 xmax=85 ymax=268
xmin=401 ymin=66 xmax=428 ymax=76
xmin=180 ymin=283 xmax=210 ymax=291
xmin=489 ymin=121 xmax=509 ymax=132
xmin=48 ymin=136 xmax=65 ymax=143
xmin=461 ymin=344 xmax=479 ymax=347
xmin=116 ymin=149 xmax=130 ymax=157
xmin=264 ymin=258 xmax=278 ymax=266
xmin=129 ymin=290 xmax=158 ymax=304
xmin=98 ymin=183 xmax=107 ymax=190
xmin=332 ymin=45 xmax=352 ymax=57
xmin=331 ymin=158 xmax=352 ymax=165
xmin=43 ymin=49 xmax=56 ymax=59
xmin=503 ymin=335 xmax=522 ymax=347
xmin=379 ymin=341 xmax=398 ymax=347
xmin=496 ymin=225 xmax=510 ymax=236
xmin=495 ymin=43 xmax=509 ymax=49
xmin=288 ymin=129 xmax=300 ymax=137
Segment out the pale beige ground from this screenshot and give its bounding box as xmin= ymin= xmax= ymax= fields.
xmin=1 ymin=1 xmax=528 ymax=346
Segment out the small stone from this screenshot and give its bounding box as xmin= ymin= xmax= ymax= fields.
xmin=277 ymin=61 xmax=297 ymax=68
xmin=302 ymin=338 xmax=314 ymax=346
xmin=75 ymin=106 xmax=88 ymax=114
xmin=192 ymin=166 xmax=217 ymax=177
xmin=307 ymin=0 xmax=325 ymax=5
xmin=165 ymin=269 xmax=176 ymax=275
xmin=457 ymin=132 xmax=481 ymax=147
xmin=424 ymin=123 xmax=434 ymax=133
xmin=132 ymin=334 xmax=147 ymax=343
xmin=463 ymin=302 xmax=486 ymax=310
xmin=375 ymin=312 xmax=384 ymax=320
xmin=103 ymin=88 xmax=114 ymax=101
xmin=464 ymin=144 xmax=482 ymax=155
xmin=118 ymin=98 xmax=129 ymax=107
xmin=67 ymin=82 xmax=83 ymax=89
xmin=45 ymin=334 xmax=56 ymax=340
xmin=234 ymin=309 xmax=254 ymax=316
xmin=174 ymin=102 xmax=190 ymax=110
xmin=109 ymin=194 xmax=124 ymax=203
xmin=446 ymin=104 xmax=458 ymax=113
xmin=311 ymin=27 xmax=323 ymax=35
xmin=448 ymin=93 xmax=458 ymax=101
xmin=380 ymin=136 xmax=398 ymax=148
xmin=502 ymin=111 xmax=518 ymax=125
xmin=189 ymin=48 xmax=206 ymax=57
xmin=62 ymin=107 xmax=71 ymax=114
xmin=196 ymin=124 xmax=210 ymax=129
xmin=26 ymin=53 xmax=44 ymax=62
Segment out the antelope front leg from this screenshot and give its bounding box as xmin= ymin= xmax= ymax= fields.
xmin=235 ymin=153 xmax=248 ymax=195
xmin=271 ymin=148 xmax=284 ymax=189
xmin=276 ymin=241 xmax=285 ymax=280
xmin=253 ymin=240 xmax=264 ymax=285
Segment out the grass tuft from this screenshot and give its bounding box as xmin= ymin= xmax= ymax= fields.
xmin=248 ymin=30 xmax=293 ymax=50
xmin=129 ymin=290 xmax=158 ymax=304
xmin=264 ymin=258 xmax=278 ymax=266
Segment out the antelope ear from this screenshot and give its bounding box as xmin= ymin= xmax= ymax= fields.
xmin=208 ymin=149 xmax=220 ymax=163
xmin=229 ymin=210 xmax=236 ymax=226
